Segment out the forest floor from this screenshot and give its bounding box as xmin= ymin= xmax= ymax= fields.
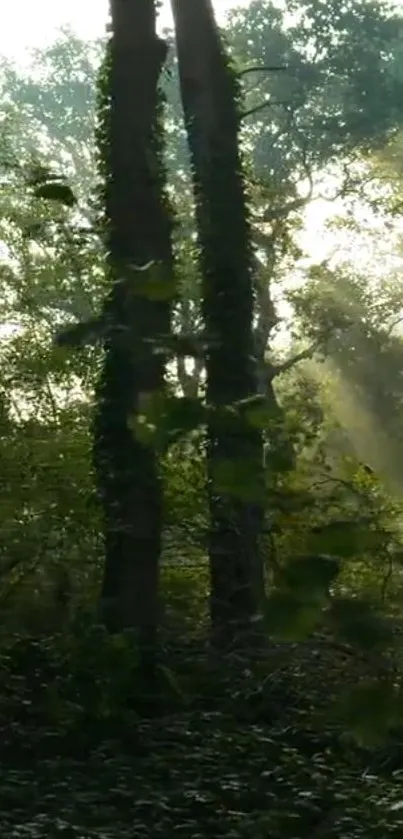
xmin=0 ymin=711 xmax=402 ymax=838
xmin=0 ymin=635 xmax=403 ymax=838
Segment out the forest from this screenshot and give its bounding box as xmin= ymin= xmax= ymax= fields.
xmin=2 ymin=0 xmax=403 ymax=835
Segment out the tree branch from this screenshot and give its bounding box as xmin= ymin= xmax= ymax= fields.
xmin=238 ymin=64 xmax=288 ymax=77
xmin=272 ymin=343 xmax=318 ymax=377
xmin=240 ymin=98 xmax=289 ymax=121
xmin=262 ymin=142 xmax=314 ymax=221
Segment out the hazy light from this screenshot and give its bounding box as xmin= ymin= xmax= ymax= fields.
xmin=0 ymin=0 xmax=249 ymax=65
xmin=1 ymin=0 xmax=401 ymax=277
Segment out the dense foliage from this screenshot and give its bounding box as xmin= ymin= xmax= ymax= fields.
xmin=2 ymin=0 xmax=403 ymax=836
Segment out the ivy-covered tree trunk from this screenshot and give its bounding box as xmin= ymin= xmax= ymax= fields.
xmin=171 ymin=0 xmax=265 ymax=648
xmin=94 ymin=0 xmax=173 ymax=679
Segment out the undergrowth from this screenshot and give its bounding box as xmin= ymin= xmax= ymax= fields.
xmin=1 ymin=623 xmax=403 ymax=838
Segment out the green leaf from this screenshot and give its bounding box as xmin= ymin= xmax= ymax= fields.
xmin=328 ymin=597 xmax=393 ymax=650
xmin=129 ymin=394 xmax=206 ymax=451
xmin=137 ymin=390 xmax=166 ymax=425
xmin=283 ymin=554 xmax=340 ymax=598
xmin=34 ymin=181 xmax=77 ymax=206
xmin=337 ymin=679 xmax=400 ymax=746
xmin=128 ymin=415 xmax=159 ymax=448
xmin=163 ymin=395 xmax=207 ymax=437
xmin=212 ymin=456 xmax=265 ymax=503
xmin=264 ymin=591 xmax=322 ymax=641
xmin=244 ymin=402 xmax=278 ymax=430
xmin=306 ymin=520 xmax=382 ymax=558
xmin=389 ymin=549 xmax=403 ymax=566
xmin=130 ymin=263 xmax=178 ymax=301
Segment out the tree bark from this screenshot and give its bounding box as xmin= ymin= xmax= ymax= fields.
xmin=95 ymin=0 xmax=174 ymax=684
xmin=171 ymin=0 xmax=265 ymax=648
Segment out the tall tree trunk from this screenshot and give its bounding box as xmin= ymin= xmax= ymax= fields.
xmin=95 ymin=0 xmax=174 ymax=684
xmin=171 ymin=0 xmax=265 ymax=648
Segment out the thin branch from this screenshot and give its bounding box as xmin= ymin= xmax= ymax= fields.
xmin=317 ymin=159 xmax=378 ymax=203
xmin=272 ymin=343 xmax=318 ymax=377
xmin=261 ymin=190 xmax=312 ymax=223
xmin=310 ymin=474 xmax=362 ymax=495
xmin=262 ymin=198 xmax=303 ymax=222
xmin=239 ymin=64 xmax=288 ymax=76
xmin=385 ymin=315 xmax=403 ymax=337
xmin=240 ymin=98 xmax=289 ymax=121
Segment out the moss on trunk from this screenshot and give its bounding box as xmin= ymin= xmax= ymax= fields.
xmin=94 ymin=0 xmax=174 ymax=681
xmin=171 ymin=0 xmax=265 ymax=647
